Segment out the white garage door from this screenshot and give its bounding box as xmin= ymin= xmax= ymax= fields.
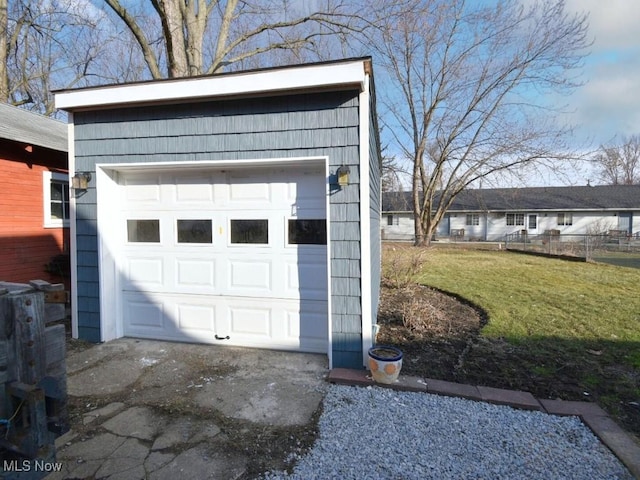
xmin=117 ymin=165 xmax=328 ymax=353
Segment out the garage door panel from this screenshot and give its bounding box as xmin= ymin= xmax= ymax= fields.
xmin=123 ymin=293 xmax=166 ymax=333
xmin=285 ymin=260 xmax=328 ymax=300
xmin=175 ymin=258 xmax=217 ymax=288
xmin=124 ymin=174 xmax=161 ymax=203
xmin=287 ymin=176 xmax=325 ymax=209
xmin=286 ymin=301 xmax=328 ymax=345
xmin=177 ymin=303 xmax=216 ymax=331
xmin=173 ymin=174 xmax=216 ymax=203
xmin=228 ymin=304 xmax=272 ymax=337
xmin=228 ymin=175 xmax=272 ymax=203
xmin=228 ymin=259 xmax=272 ymax=292
xmin=125 ymin=257 xmax=164 ymax=288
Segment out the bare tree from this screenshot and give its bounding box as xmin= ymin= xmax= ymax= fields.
xmin=368 ymin=0 xmax=590 ymax=245
xmin=0 ymin=0 xmax=8 ymax=101
xmin=102 ymin=0 xmax=365 ymax=79
xmin=594 ymin=135 xmax=640 ymax=185
xmin=0 ymin=0 xmax=117 ymax=114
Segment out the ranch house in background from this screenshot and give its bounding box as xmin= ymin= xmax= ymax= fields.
xmin=0 ymin=103 xmax=70 ymax=287
xmin=382 ymin=185 xmax=640 ymax=242
xmin=54 ymin=58 xmax=382 ymax=370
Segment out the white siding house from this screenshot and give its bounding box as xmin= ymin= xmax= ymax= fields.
xmin=383 ymin=186 xmax=640 ymax=242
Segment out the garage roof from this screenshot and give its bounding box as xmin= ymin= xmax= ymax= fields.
xmin=0 ymin=103 xmax=67 ymax=152
xmin=54 ymin=57 xmax=371 ymax=111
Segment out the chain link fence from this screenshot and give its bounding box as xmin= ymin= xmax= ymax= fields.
xmin=504 ymin=231 xmax=640 ymax=268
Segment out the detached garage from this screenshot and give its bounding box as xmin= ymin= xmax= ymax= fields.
xmin=55 ymin=58 xmax=382 ymax=369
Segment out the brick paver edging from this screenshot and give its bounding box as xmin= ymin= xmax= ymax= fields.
xmin=327 ymin=368 xmax=640 ymax=479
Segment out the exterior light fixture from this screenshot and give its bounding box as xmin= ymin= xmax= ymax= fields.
xmin=336 ymin=165 xmax=350 ymax=187
xmin=71 ymin=172 xmax=92 ymax=190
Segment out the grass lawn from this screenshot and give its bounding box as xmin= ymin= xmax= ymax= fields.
xmin=592 ymin=252 xmax=640 ymax=269
xmin=382 ymin=244 xmax=640 ymax=435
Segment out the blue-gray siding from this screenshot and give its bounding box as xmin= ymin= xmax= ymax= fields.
xmin=73 ymin=91 xmax=366 ymax=367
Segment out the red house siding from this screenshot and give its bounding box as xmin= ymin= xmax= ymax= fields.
xmin=0 ymin=138 xmax=69 ymax=287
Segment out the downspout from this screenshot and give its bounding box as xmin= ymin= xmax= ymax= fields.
xmin=67 ymin=114 xmax=79 ymax=339
xmin=359 ymin=65 xmax=373 ymax=368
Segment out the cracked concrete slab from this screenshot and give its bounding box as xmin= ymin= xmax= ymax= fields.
xmin=95 ymin=438 xmax=150 ymax=479
xmin=83 ymin=402 xmax=126 ymax=425
xmin=46 ymin=338 xmax=328 ymax=480
xmin=68 ymin=358 xmax=143 ymax=396
xmin=149 ymin=445 xmax=247 ymax=480
xmin=151 ymin=418 xmax=221 ymax=451
xmin=196 ymin=377 xmax=325 ymax=425
xmin=102 ymin=406 xmax=164 ymax=441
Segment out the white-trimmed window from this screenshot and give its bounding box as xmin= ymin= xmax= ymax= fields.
xmin=506 ymin=213 xmax=525 ymax=226
xmin=43 ymin=171 xmax=70 ymax=228
xmin=466 ymin=214 xmax=479 ymax=226
xmin=557 ymin=213 xmax=573 ymax=226
xmin=387 ymin=214 xmax=399 ymax=226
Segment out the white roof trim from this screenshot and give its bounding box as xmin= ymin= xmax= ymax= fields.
xmin=55 ymin=60 xmax=367 ymax=111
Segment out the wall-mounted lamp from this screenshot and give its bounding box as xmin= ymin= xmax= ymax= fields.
xmin=71 ymin=172 xmax=92 ymax=190
xmin=336 ymin=165 xmax=350 ymax=187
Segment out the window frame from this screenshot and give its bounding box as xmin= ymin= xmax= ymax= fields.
xmin=506 ymin=213 xmax=525 ymax=226
xmin=286 ymin=218 xmax=327 ymax=246
xmin=557 ymin=212 xmax=573 ymax=226
xmin=176 ymin=218 xmax=213 ymax=244
xmin=43 ymin=171 xmax=70 ymax=228
xmin=228 ymin=218 xmax=270 ymax=246
xmin=126 ymin=219 xmax=161 ymax=243
xmin=465 ymin=213 xmax=480 ymax=226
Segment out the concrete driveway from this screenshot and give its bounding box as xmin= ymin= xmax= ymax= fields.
xmin=47 ymin=338 xmax=328 ymax=480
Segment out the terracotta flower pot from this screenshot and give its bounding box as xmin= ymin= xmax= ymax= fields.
xmin=368 ymin=345 xmax=403 ymax=384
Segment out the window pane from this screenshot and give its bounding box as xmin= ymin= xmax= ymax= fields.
xmin=51 ymin=202 xmax=63 ymax=219
xmin=387 ymin=215 xmax=393 ymax=226
xmin=177 ymin=219 xmax=212 ymax=243
xmin=127 ymin=220 xmax=160 ymax=242
xmin=230 ymin=219 xmax=268 ymax=244
xmin=63 ymin=200 xmax=70 ymax=220
xmin=288 ymin=219 xmax=327 ymax=245
xmin=51 ymin=182 xmax=63 ymax=201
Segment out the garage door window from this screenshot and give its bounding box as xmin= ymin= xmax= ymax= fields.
xmin=127 ymin=220 xmax=160 ymax=243
xmin=230 ymin=219 xmax=268 ymax=244
xmin=288 ymin=219 xmax=326 ymax=245
xmin=177 ymin=219 xmax=212 ymax=243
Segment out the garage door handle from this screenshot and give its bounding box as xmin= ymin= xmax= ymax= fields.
xmin=215 ymin=335 xmax=230 ymax=340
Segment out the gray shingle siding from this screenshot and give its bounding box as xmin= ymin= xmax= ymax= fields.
xmin=73 ymin=90 xmax=365 ymax=367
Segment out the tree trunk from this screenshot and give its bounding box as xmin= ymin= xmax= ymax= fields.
xmin=154 ymin=0 xmax=189 ymax=77
xmin=0 ymin=0 xmax=8 ymax=102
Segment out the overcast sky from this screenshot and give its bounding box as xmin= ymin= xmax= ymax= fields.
xmin=562 ymin=0 xmax=640 ymax=147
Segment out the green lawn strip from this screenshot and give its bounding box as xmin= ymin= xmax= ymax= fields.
xmin=391 ymin=246 xmax=640 ymax=431
xmin=417 ymin=249 xmax=640 ymax=345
